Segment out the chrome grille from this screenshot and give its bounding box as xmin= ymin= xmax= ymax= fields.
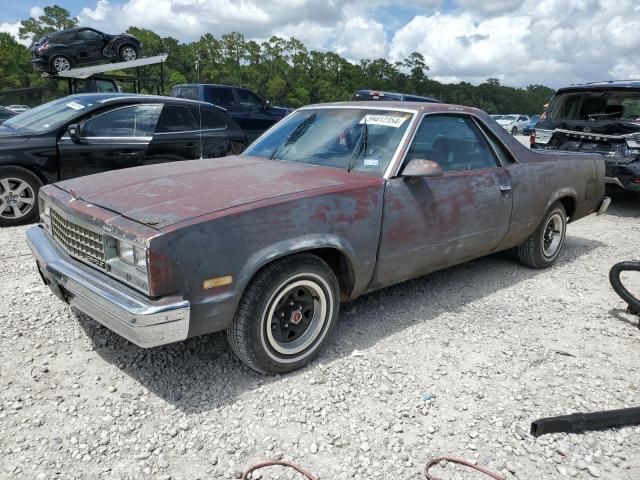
xmin=50 ymin=209 xmax=106 ymax=268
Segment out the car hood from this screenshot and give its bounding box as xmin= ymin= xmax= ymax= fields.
xmin=497 ymin=119 xmax=515 ymax=125
xmin=270 ymin=105 xmax=292 ymax=116
xmin=54 ymin=156 xmax=381 ymax=230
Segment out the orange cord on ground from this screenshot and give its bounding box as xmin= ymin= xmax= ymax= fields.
xmin=241 ymin=456 xmax=505 ymax=480
xmin=241 ymin=459 xmax=319 ymax=480
xmin=424 ymin=456 xmax=505 ymax=480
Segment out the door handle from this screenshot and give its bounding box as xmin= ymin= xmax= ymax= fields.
xmin=119 ymin=152 xmax=139 ymax=157
xmin=499 ymin=184 xmax=512 ymax=192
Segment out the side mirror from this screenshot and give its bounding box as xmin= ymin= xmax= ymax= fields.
xmin=263 ymin=99 xmax=271 ymax=111
xmin=67 ymin=123 xmax=83 ymax=143
xmin=401 ymin=159 xmax=444 ymax=178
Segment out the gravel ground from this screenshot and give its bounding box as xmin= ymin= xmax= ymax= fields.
xmin=1 ymin=191 xmax=639 ymax=480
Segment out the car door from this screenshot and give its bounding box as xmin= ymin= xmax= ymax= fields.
xmin=233 ymin=88 xmax=273 ymax=142
xmin=57 ymin=104 xmax=161 ymax=180
xmin=146 ymin=103 xmax=201 ymax=164
xmin=372 ymin=113 xmax=513 ymax=288
xmin=189 ymin=106 xmax=244 ymax=157
xmin=518 ymin=116 xmax=528 ymax=131
xmin=71 ymin=29 xmax=104 ymax=63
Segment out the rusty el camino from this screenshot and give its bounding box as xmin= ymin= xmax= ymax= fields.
xmin=27 ymin=102 xmax=610 ymax=373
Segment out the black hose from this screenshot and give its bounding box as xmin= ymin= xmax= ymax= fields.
xmin=609 ymin=261 xmax=640 ymax=315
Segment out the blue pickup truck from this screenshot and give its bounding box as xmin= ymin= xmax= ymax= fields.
xmin=171 ymin=84 xmax=290 ymax=142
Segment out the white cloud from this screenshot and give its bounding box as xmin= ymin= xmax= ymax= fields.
xmin=335 ymin=17 xmax=387 ymax=61
xmin=389 ymin=0 xmax=640 ymax=87
xmin=2 ymin=0 xmax=639 ymax=87
xmin=0 ymin=21 xmax=30 ymax=46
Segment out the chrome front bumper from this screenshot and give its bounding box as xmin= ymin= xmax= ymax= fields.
xmin=26 ymin=225 xmax=190 ymax=348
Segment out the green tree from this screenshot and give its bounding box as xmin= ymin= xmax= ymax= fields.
xmin=19 ymin=5 xmax=78 ymax=41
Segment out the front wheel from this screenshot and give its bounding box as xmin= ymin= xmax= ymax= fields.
xmin=227 ymin=253 xmax=340 ymax=374
xmin=0 ymin=166 xmax=43 ymax=227
xmin=517 ymin=202 xmax=567 ymax=269
xmin=511 ymin=126 xmax=518 ymax=136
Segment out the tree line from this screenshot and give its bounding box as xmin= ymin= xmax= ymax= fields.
xmin=0 ymin=5 xmax=554 ymax=114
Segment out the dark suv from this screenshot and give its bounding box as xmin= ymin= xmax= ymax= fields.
xmin=31 ymin=27 xmax=142 ymax=74
xmin=532 ymin=81 xmax=640 ymax=192
xmin=171 ymin=84 xmax=291 ymax=142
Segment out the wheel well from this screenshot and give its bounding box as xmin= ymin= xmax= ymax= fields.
xmin=557 ymin=196 xmax=576 ymax=221
xmin=250 ymin=248 xmax=356 ymax=302
xmin=307 ymin=248 xmax=355 ymax=300
xmin=0 ymin=164 xmax=47 ymax=186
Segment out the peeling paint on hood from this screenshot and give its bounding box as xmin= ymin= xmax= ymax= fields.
xmin=54 ymin=155 xmax=382 ymax=230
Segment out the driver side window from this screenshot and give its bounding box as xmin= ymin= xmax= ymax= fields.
xmin=235 ymin=89 xmax=262 ymax=112
xmin=405 ymin=115 xmax=499 ymax=172
xmin=81 ymin=105 xmax=161 ymax=138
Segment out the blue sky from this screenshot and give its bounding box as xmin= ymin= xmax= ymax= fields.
xmin=2 ymin=0 xmax=639 ymax=88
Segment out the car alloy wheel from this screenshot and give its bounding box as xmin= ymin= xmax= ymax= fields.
xmin=0 ymin=177 xmax=36 ymax=220
xmin=52 ymin=56 xmax=71 ymax=72
xmin=121 ymin=47 xmax=137 ymax=61
xmin=511 ymin=126 xmax=518 ymax=136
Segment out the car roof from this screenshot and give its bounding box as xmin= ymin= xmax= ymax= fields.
xmin=556 ymin=80 xmax=640 ymax=94
xmin=300 ymin=101 xmax=488 ymax=116
xmin=64 ymin=93 xmax=227 ymax=111
xmin=354 ymin=89 xmax=440 ymax=102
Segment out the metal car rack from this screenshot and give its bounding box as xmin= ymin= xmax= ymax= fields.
xmin=41 ymin=54 xmax=169 ymax=95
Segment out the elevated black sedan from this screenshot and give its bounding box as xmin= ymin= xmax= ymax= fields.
xmin=0 ymin=94 xmax=246 ymax=227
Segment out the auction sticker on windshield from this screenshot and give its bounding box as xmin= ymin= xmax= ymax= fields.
xmin=66 ymin=102 xmax=86 ymax=110
xmin=360 ymin=114 xmax=409 ymax=128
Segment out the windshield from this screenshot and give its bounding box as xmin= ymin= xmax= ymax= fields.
xmin=1 ymin=97 xmax=94 ymax=133
xmin=530 ymin=115 xmax=540 ymax=123
xmin=547 ymin=90 xmax=640 ymax=121
xmin=244 ymin=108 xmax=413 ymax=174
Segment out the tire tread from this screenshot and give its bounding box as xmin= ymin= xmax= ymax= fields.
xmin=226 ymin=253 xmax=338 ymax=374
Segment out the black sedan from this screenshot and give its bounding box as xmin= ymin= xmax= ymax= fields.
xmin=31 ymin=27 xmax=142 ymax=73
xmin=0 ymin=93 xmax=246 ymax=227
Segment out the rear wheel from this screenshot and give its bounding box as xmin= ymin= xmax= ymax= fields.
xmin=51 ymin=56 xmax=71 ymax=73
xmin=517 ymin=202 xmax=567 ymax=269
xmin=227 ymin=253 xmax=340 ymax=374
xmin=0 ymin=166 xmax=42 ymax=227
xmin=119 ymin=45 xmax=138 ymax=62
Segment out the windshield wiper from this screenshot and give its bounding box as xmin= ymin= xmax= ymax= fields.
xmin=270 ymin=113 xmax=317 ymax=160
xmin=347 ymin=118 xmax=368 ymax=172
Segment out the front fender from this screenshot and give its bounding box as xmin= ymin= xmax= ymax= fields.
xmin=236 ymin=234 xmax=358 ymax=296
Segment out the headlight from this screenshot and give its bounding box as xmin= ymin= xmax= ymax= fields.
xmin=134 ymin=246 xmax=146 ymax=272
xmin=39 ymin=198 xmax=51 ymax=227
xmin=117 ymin=240 xmax=147 ymax=272
xmin=118 ymin=240 xmax=135 ymax=265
